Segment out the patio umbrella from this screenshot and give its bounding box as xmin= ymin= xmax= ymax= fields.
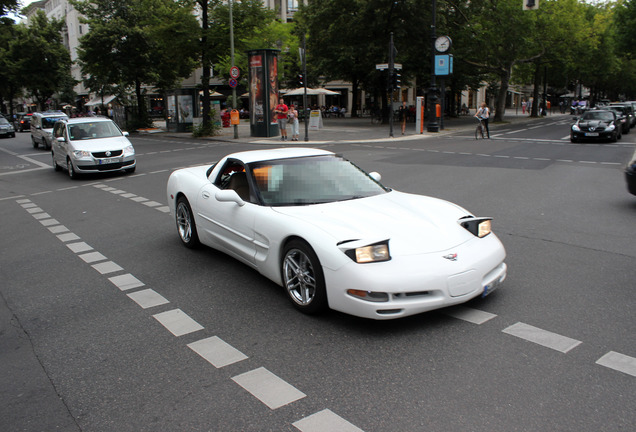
xmin=282 ymin=87 xmax=341 ymax=96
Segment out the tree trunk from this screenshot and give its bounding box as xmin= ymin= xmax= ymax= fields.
xmin=135 ymin=78 xmax=148 ymax=127
xmin=494 ymin=66 xmax=511 ymax=122
xmin=531 ymin=61 xmax=541 ymax=117
xmin=200 ymin=0 xmax=210 ymax=129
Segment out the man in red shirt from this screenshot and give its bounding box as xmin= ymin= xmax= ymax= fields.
xmin=275 ymin=98 xmax=289 ymax=141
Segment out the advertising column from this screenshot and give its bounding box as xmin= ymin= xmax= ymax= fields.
xmin=248 ymin=49 xmax=280 ymax=137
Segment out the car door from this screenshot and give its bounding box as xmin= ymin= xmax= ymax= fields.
xmin=52 ymin=122 xmax=68 ymax=165
xmin=195 ymin=167 xmax=259 ymax=267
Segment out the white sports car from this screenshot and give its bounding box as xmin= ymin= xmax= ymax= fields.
xmin=167 ymin=148 xmax=507 ymax=320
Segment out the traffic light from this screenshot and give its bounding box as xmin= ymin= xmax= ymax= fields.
xmin=298 ymin=73 xmax=304 ymax=87
xmin=392 ymin=71 xmax=401 ymax=89
xmin=523 ymin=0 xmax=538 ymax=10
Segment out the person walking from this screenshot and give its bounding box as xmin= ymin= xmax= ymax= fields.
xmin=274 ymin=98 xmax=289 ymax=141
xmin=398 ymin=101 xmax=408 ymax=135
xmin=288 ymin=104 xmax=299 ymax=141
xmin=475 ymin=102 xmax=491 ymax=138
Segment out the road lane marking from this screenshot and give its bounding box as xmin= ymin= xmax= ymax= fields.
xmin=127 ymin=289 xmax=170 ymax=309
xmin=153 ymin=309 xmax=204 ymax=337
xmin=48 ymin=225 xmax=69 ymax=234
xmin=57 ymin=232 xmax=81 ymax=242
xmin=503 ymin=322 xmax=582 ymax=353
xmin=78 ymin=251 xmax=108 ymax=263
xmin=108 ymin=274 xmax=145 ymax=291
xmin=232 ymin=367 xmax=306 ymax=410
xmin=39 ymin=218 xmax=60 ymax=226
xmin=91 ymin=261 xmax=124 ymax=275
xmin=596 ymin=351 xmax=636 ymax=377
xmin=293 ymin=409 xmax=365 ymax=432
xmin=66 ymin=241 xmax=93 ymax=253
xmin=444 ymin=306 xmax=497 ymax=324
xmin=188 ymin=336 xmax=248 ymax=368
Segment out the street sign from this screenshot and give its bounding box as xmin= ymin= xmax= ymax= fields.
xmin=230 ymin=66 xmax=240 ymax=79
xmin=376 ymin=63 xmax=402 ymax=70
xmin=228 ymin=78 xmax=238 ymax=88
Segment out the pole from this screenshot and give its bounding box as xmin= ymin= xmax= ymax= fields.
xmin=303 ymin=34 xmax=309 ymax=142
xmin=427 ymin=0 xmax=439 ymax=132
xmin=388 ymin=33 xmax=394 ymax=138
xmin=229 ymin=0 xmax=238 ymax=139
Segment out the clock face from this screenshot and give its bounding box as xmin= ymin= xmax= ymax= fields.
xmin=435 ymin=36 xmax=451 ymax=52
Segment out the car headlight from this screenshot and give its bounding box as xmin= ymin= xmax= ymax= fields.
xmin=460 ymin=217 xmax=492 ymax=238
xmin=72 ymin=150 xmax=92 ymax=159
xmin=344 ymin=241 xmax=391 ymax=263
xmin=346 ymin=289 xmax=389 ymax=302
xmin=571 ymin=124 xmax=580 ymax=132
xmin=607 ymin=124 xmax=615 ymax=131
xmin=123 ymin=145 xmax=135 ymax=157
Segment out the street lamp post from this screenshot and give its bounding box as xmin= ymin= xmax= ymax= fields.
xmin=229 ymin=0 xmax=238 ymax=139
xmin=427 ymin=0 xmax=439 ymax=132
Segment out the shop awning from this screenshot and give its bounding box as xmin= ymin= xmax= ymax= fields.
xmin=85 ymin=95 xmax=116 ymax=106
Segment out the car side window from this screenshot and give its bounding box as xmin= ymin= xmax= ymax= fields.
xmin=214 ymin=161 xmax=251 ymax=202
xmin=53 ymin=123 xmax=64 ymax=138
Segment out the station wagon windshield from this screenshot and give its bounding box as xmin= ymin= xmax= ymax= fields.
xmin=249 ymin=155 xmax=388 ymax=206
xmin=67 ymin=121 xmax=123 ymax=140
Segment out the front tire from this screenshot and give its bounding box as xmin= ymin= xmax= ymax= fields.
xmin=67 ymin=158 xmax=78 ymax=179
xmin=52 ymin=152 xmax=60 ymax=171
xmin=32 ymin=136 xmax=38 ymax=148
xmin=176 ymin=197 xmax=200 ymax=248
xmin=281 ymin=239 xmax=327 ymax=314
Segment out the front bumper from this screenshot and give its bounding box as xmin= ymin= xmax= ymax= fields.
xmin=74 ymin=157 xmax=136 ymax=173
xmin=571 ymin=130 xmax=615 ymax=141
xmin=323 ymin=234 xmax=507 ymax=320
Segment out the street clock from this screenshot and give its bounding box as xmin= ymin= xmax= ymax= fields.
xmin=435 ymin=35 xmax=452 ymax=53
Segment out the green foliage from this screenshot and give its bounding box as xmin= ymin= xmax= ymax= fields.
xmin=191 ymin=109 xmax=220 ymax=137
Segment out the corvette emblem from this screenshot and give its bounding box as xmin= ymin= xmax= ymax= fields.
xmin=443 ymin=253 xmax=458 ymax=261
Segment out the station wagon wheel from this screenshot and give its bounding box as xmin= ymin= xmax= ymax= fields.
xmin=176 ymin=197 xmax=200 ymax=248
xmin=32 ymin=136 xmax=38 ymax=148
xmin=282 ymin=240 xmax=327 ymax=314
xmin=52 ymin=152 xmax=60 ymax=171
xmin=67 ymin=158 xmax=78 ymax=179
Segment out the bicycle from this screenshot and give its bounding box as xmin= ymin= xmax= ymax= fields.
xmin=475 ymin=117 xmax=486 ymax=139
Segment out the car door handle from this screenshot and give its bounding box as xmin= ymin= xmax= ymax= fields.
xmin=202 ymin=191 xmax=210 ymax=199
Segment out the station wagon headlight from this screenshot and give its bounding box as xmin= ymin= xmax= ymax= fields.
xmin=345 ymin=241 xmax=390 ymax=263
xmin=72 ymin=150 xmax=91 ymax=159
xmin=123 ymin=145 xmax=135 ymax=157
xmin=460 ymin=217 xmax=492 ymax=238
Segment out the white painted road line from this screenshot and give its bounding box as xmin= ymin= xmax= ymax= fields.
xmin=232 ymin=367 xmax=306 ymax=410
xmin=127 ymin=289 xmax=169 ymax=309
xmin=67 ymin=241 xmax=93 ymax=253
xmin=596 ymin=351 xmax=636 ymax=377
xmin=153 ymin=309 xmax=204 ymax=337
xmin=108 ymin=273 xmax=145 ymax=291
xmin=503 ymin=322 xmax=582 ymax=353
xmin=78 ymin=251 xmax=107 ymax=263
xmin=444 ymin=306 xmax=497 ymax=325
xmin=40 ymin=218 xmax=60 ymax=227
xmin=57 ymin=232 xmax=81 ymax=242
xmin=48 ymin=225 xmax=69 ymax=234
xmin=293 ymin=409 xmax=365 ymax=432
xmin=188 ymin=336 xmax=248 ymax=368
xmin=91 ymin=261 xmax=124 ymax=275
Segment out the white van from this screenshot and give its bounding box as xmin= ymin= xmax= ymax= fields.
xmin=31 ymin=111 xmax=68 ymax=149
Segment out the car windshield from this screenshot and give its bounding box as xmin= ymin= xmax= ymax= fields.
xmin=67 ymin=121 xmax=122 ymax=140
xmin=583 ymin=111 xmax=614 ymax=121
xmin=248 ymin=154 xmax=388 ymax=206
xmin=42 ymin=117 xmax=65 ymax=128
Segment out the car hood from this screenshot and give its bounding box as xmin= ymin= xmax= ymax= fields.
xmin=272 ymin=191 xmax=477 ymax=254
xmin=70 ymin=136 xmax=132 ymax=151
xmin=577 ymin=119 xmax=611 ymax=127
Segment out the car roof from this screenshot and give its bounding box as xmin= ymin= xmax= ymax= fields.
xmin=226 ymin=147 xmax=334 ymax=164
xmin=62 ymin=116 xmax=114 ymax=124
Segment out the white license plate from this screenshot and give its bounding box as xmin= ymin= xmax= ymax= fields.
xmin=482 ymin=278 xmax=502 ymax=297
xmin=99 ymin=158 xmax=117 ymax=164
xmin=585 ymin=132 xmax=599 ymax=137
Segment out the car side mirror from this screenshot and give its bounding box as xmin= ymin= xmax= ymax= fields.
xmin=369 ymin=171 xmax=382 ymax=182
xmin=215 ymin=189 xmax=245 ymax=207
xmin=123 ymin=132 xmax=129 ymax=137
xmin=56 ymin=137 xmax=65 ymax=142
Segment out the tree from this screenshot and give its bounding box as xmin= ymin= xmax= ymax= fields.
xmin=73 ymin=0 xmax=200 ymax=127
xmin=0 ymin=0 xmax=19 ymax=18
xmin=15 ymin=12 xmax=74 ymax=110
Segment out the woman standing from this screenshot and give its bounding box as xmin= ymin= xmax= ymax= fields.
xmin=289 ymin=104 xmax=300 ymax=141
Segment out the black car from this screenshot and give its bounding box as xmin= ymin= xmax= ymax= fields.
xmin=605 ymin=107 xmax=629 ymax=134
xmin=609 ymin=103 xmax=636 ymax=127
xmin=571 ymin=110 xmax=620 ymax=143
xmin=626 ymin=147 xmax=636 ymax=195
xmin=15 ymin=113 xmax=32 ymax=132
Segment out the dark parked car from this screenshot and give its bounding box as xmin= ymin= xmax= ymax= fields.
xmin=626 ymin=147 xmax=636 ymax=195
xmin=605 ymin=107 xmax=629 ymax=135
xmin=0 ymin=117 xmax=16 ymax=138
xmin=571 ymin=110 xmax=619 ymax=143
xmin=609 ymin=103 xmax=636 ymax=127
xmin=15 ymin=113 xmax=32 ymax=132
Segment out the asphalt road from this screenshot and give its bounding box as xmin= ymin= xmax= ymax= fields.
xmin=1 ymin=116 xmax=635 ymax=432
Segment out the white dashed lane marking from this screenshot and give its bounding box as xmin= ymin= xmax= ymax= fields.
xmin=152 ymin=308 xmax=204 ymax=337
xmin=127 ymin=289 xmax=170 ymax=309
xmin=232 ymin=367 xmax=306 ymax=410
xmin=293 ymin=409 xmax=365 ymax=432
xmin=109 ymin=273 xmax=145 ymax=291
xmin=596 ymin=351 xmax=636 ymax=377
xmin=188 ymin=336 xmax=248 ymax=368
xmin=503 ymin=322 xmax=582 ymax=353
xmin=444 ymin=306 xmax=497 ymax=325
xmin=91 ymin=261 xmax=124 ymax=275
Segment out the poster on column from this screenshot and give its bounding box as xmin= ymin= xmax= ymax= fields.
xmin=249 ymin=54 xmax=264 ymax=123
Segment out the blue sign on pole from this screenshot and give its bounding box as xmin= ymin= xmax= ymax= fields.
xmin=435 ymin=55 xmax=453 ymax=76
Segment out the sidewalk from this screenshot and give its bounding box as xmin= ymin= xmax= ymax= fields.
xmin=145 ymin=111 xmax=570 ymax=145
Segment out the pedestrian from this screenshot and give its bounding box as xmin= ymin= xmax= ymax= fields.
xmin=274 ymin=98 xmax=289 ymax=141
xmin=522 ymin=100 xmax=527 ymax=115
xmin=288 ymin=104 xmax=299 ymax=141
xmin=475 ymin=102 xmax=490 ymax=138
xmin=398 ymin=101 xmax=408 ymax=135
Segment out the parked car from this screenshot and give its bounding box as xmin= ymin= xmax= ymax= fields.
xmin=626 ymin=147 xmax=636 ymax=196
xmin=609 ymin=103 xmax=636 ymax=127
xmin=31 ymin=111 xmax=68 ymax=149
xmin=571 ymin=110 xmax=619 ymax=143
xmin=51 ymin=117 xmax=136 ymax=179
xmin=0 ymin=117 xmax=16 ymax=138
xmin=167 ymin=148 xmax=507 ymax=320
xmin=15 ymin=113 xmax=32 ymax=132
